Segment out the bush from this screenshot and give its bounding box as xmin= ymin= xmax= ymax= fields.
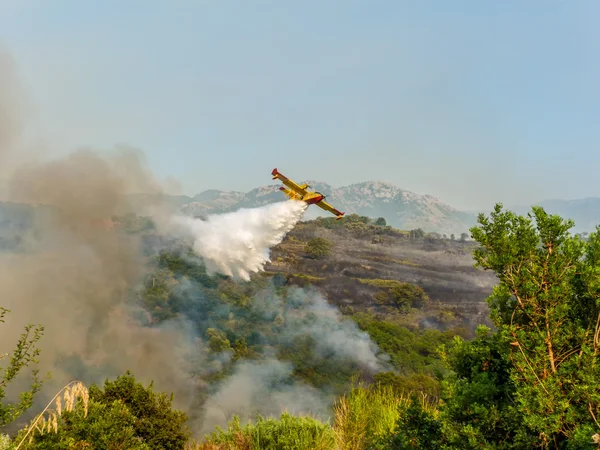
xmin=89 ymin=371 xmax=190 ymax=449
xmin=305 ymin=237 xmax=333 ymax=259
xmin=13 ymin=374 xmax=190 ymax=449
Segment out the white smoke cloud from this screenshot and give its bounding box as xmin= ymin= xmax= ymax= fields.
xmin=168 ymin=200 xmax=307 ymax=281
xmin=283 ymin=288 xmax=384 ymax=372
xmin=199 ymin=359 xmax=327 ymax=435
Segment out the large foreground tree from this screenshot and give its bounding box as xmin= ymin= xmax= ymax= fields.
xmin=470 ymin=204 xmax=600 ymax=447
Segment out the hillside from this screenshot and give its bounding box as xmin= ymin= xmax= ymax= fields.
xmin=262 ymin=215 xmax=496 ymax=331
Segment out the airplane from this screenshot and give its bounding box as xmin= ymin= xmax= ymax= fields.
xmin=271 ymin=168 xmax=345 ymax=220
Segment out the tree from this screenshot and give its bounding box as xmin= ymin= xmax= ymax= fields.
xmin=88 ymin=372 xmax=190 ymax=449
xmin=469 ymin=203 xmax=600 ymax=446
xmin=409 ymin=228 xmax=425 ymax=239
xmin=459 ymin=232 xmax=469 ymax=242
xmin=438 ymin=326 xmax=537 ymax=448
xmin=15 ymin=372 xmax=190 ymax=450
xmin=375 ymin=217 xmax=387 ymax=227
xmin=0 ymin=307 xmax=46 ymax=428
xmin=305 ymin=237 xmax=333 ymax=259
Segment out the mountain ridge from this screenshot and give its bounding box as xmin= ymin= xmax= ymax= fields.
xmin=177 ymin=179 xmax=477 ymax=235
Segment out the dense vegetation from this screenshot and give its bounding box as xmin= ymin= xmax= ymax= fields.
xmin=2 ymin=204 xmax=600 ymax=448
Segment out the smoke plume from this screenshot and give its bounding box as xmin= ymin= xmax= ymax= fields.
xmin=0 ymin=48 xmax=198 ymax=424
xmin=0 ymin=48 xmax=385 ymax=440
xmin=169 ymin=200 xmax=307 ymax=281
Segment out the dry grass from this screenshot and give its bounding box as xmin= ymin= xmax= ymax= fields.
xmin=14 ymin=380 xmax=89 ymax=450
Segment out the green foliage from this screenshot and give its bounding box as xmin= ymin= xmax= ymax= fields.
xmin=88 ymin=371 xmax=190 ymax=449
xmin=469 ymin=203 xmax=600 ymax=446
xmin=373 ymin=372 xmax=441 ymax=400
xmin=374 ymin=217 xmax=387 ymax=227
xmin=305 ymin=237 xmax=333 ymax=259
xmin=353 ymin=313 xmax=454 ymax=394
xmin=206 ymin=328 xmax=233 ymax=354
xmin=438 ymin=325 xmax=537 ymax=448
xmin=201 ymin=412 xmax=336 ymax=450
xmin=0 ymin=307 xmax=46 ymax=428
xmin=386 ymin=394 xmax=445 ymax=449
xmin=359 ymin=278 xmax=429 ymax=312
xmin=0 ymin=434 xmax=11 ymax=450
xmin=19 ymin=398 xmax=152 ymax=450
xmin=409 ymin=228 xmax=425 ymax=239
xmin=333 ymin=382 xmax=402 ymax=450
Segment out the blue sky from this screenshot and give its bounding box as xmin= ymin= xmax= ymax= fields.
xmin=1 ymin=0 xmax=598 ymax=210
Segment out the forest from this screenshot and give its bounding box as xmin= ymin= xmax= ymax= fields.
xmin=1 ymin=203 xmax=600 ymax=449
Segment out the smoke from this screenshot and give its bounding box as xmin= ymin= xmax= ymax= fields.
xmin=200 ymin=359 xmax=326 ymax=435
xmin=0 ymin=48 xmax=386 ymax=440
xmin=0 ymin=147 xmax=199 ymax=415
xmin=0 ymin=48 xmax=199 ymax=424
xmin=168 ymin=200 xmax=307 ymax=281
xmin=174 ymin=282 xmax=387 ymax=435
xmin=282 ymin=287 xmax=383 ymax=372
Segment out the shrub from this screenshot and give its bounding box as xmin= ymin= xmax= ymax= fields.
xmin=13 ymin=374 xmax=190 ymax=450
xmin=89 ymin=371 xmax=190 ymax=449
xmin=305 ymin=237 xmax=333 ymax=259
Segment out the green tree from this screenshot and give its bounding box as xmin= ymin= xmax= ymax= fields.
xmin=470 ymin=203 xmax=600 ymax=447
xmin=387 ymin=394 xmax=445 ymax=449
xmin=206 ymin=328 xmax=232 ymax=354
xmin=305 ymin=237 xmax=333 ymax=259
xmin=375 ymin=217 xmax=387 ymax=227
xmin=439 ymin=326 xmax=537 ymax=448
xmin=88 ymin=371 xmax=190 ymax=449
xmin=15 ymin=373 xmax=190 ymax=450
xmin=409 ymin=228 xmax=425 ymax=239
xmin=17 ymin=397 xmax=151 ymax=450
xmin=0 ymin=307 xmax=46 ymax=428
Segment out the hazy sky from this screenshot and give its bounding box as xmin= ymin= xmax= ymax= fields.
xmin=1 ymin=1 xmax=598 ymax=210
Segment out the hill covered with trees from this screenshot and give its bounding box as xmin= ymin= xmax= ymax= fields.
xmin=1 ymin=204 xmax=600 ymax=449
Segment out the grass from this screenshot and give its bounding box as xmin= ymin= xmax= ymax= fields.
xmin=359 ymin=255 xmax=420 ymax=267
xmin=332 ymin=382 xmax=401 ymax=450
xmin=191 ymin=380 xmax=442 ymax=450
xmin=191 ymin=412 xmax=335 ymax=450
xmin=291 ymin=273 xmax=326 ymax=282
xmin=356 ymin=278 xmax=413 ymax=289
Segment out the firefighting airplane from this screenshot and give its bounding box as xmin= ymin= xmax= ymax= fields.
xmin=271 ymin=168 xmax=345 ymax=220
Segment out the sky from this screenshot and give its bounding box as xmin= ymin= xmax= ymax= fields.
xmin=0 ymin=0 xmax=598 ymax=211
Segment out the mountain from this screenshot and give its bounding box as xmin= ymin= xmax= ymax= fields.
xmin=510 ymin=197 xmax=600 ymax=234
xmin=177 ymin=180 xmax=478 ymax=235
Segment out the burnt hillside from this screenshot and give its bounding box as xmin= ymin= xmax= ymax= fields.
xmin=264 ymin=215 xmax=497 ymax=331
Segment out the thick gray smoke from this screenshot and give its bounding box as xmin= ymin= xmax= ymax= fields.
xmin=0 ymin=49 xmax=385 ymax=439
xmin=0 ymin=48 xmax=198 ymax=421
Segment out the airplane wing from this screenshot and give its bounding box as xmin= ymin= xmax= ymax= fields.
xmin=271 ymin=168 xmax=308 ymax=195
xmin=316 ymin=199 xmax=345 ymax=220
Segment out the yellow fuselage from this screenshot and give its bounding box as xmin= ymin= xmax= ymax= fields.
xmin=279 ymin=187 xmax=324 ymax=205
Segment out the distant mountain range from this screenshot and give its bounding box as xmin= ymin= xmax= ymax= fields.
xmin=159 ymin=182 xmax=600 ymax=235
xmin=128 ymin=181 xmax=475 ymax=236
xmin=2 ymin=179 xmax=600 ymax=237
